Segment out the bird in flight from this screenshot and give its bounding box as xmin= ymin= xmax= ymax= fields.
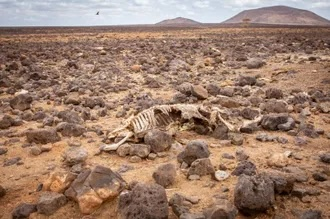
xmin=96 ymin=11 xmax=99 ymax=15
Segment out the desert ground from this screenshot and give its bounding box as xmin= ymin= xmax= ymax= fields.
xmin=0 ymin=26 xmax=330 ymax=219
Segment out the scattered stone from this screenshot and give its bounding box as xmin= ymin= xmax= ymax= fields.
xmin=10 ymin=94 xmax=33 ymax=111
xmin=214 ymin=170 xmax=230 ymax=181
xmin=41 ymin=144 xmax=52 ymax=152
xmin=265 ymin=88 xmax=283 ymax=99
xmin=312 ymin=172 xmax=328 ymax=182
xmin=0 ymin=115 xmax=14 ymax=129
xmin=148 ymin=153 xmax=157 ymax=160
xmin=204 ymin=198 xmax=238 ymax=219
xmin=26 ymin=128 xmax=60 ymax=144
xmin=240 ymin=108 xmax=259 ymax=120
xmin=206 ymin=83 xmax=220 ymax=96
xmin=291 ymin=185 xmax=321 ymax=199
xmin=3 ymin=157 xmax=22 ymax=166
xmin=191 ymin=85 xmax=208 ymax=100
xmin=56 ymin=122 xmax=85 ymax=137
xmin=246 ymin=58 xmax=265 ymax=69
xmin=256 ymin=133 xmax=277 ymax=142
xmin=262 ymin=100 xmax=288 ymax=113
xmin=234 ymin=173 xmax=274 ymax=214
xmin=44 ymin=171 xmax=77 ymax=193
xmin=230 ymin=133 xmax=244 ymax=146
xmin=299 ymin=209 xmax=322 ymax=219
xmin=37 ymin=192 xmax=67 ymax=215
xmin=83 ymin=97 xmax=105 ymax=109
xmin=153 ymin=163 xmax=176 ymax=188
xmin=12 ymin=203 xmax=37 ymax=219
xmin=57 ymin=110 xmax=84 ymax=124
xmin=295 ymin=137 xmax=308 ymax=146
xmin=237 ymin=76 xmax=256 ymax=86
xmin=116 ymin=143 xmax=131 ymax=157
xmin=129 ymin=156 xmax=142 ymax=163
xmin=232 ymin=160 xmax=256 ymax=176
xmin=222 ymin=153 xmax=235 ymax=160
xmin=0 ymin=147 xmax=8 ymax=155
xmin=30 ymin=146 xmax=42 ymax=156
xmin=261 ymin=114 xmax=295 ymax=131
xmin=235 ymin=149 xmax=249 ymax=161
xmin=144 ymin=129 xmax=173 ymax=153
xmin=177 ymin=140 xmax=210 ymax=166
xmin=268 ymin=171 xmax=294 ymax=194
xmin=180 ymin=213 xmax=205 ymax=219
xmin=267 ymin=153 xmax=290 ymax=168
xmin=318 ymin=102 xmax=330 ymax=113
xmin=62 ymin=147 xmax=88 ymax=166
xmin=0 ymin=185 xmax=6 ymax=197
xmin=283 ymin=166 xmax=308 ymax=182
xmin=211 ymin=124 xmax=228 ymax=140
xmin=129 ymin=144 xmax=150 ymax=158
xmin=188 ymin=175 xmax=200 ymax=181
xmin=188 ymin=158 xmax=215 ymax=177
xmin=118 ymin=183 xmax=168 ymax=219
xmin=320 ymin=152 xmax=330 ymax=163
xmin=65 ymin=165 xmax=126 ymax=214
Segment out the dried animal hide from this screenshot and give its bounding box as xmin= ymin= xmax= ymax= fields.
xmin=100 ymin=104 xmax=237 ymax=151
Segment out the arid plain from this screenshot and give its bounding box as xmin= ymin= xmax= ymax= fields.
xmin=0 ymin=26 xmax=330 ymax=219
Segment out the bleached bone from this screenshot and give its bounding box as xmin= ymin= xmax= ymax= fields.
xmin=101 ymin=104 xmax=237 ymax=152
xmin=100 ymin=132 xmax=134 ymax=151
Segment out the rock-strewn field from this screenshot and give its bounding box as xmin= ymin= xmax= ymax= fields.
xmin=0 ymin=26 xmax=330 ymax=219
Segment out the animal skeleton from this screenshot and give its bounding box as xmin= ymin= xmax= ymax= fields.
xmin=100 ymin=104 xmax=238 ymax=152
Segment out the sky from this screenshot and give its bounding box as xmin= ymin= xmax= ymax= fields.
xmin=0 ymin=0 xmax=329 ymax=26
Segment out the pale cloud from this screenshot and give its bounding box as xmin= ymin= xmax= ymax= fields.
xmin=193 ymin=0 xmax=210 ymax=8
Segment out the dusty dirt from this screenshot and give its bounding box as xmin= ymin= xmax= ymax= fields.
xmin=0 ymin=26 xmax=330 ymax=219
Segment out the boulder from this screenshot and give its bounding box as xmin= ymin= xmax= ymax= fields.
xmin=299 ymin=210 xmax=322 ymax=219
xmin=238 ymin=76 xmax=257 ymax=87
xmin=56 ymin=122 xmax=85 ymax=137
xmin=246 ymin=58 xmax=265 ymax=69
xmin=204 ymin=198 xmax=238 ymax=219
xmin=152 ymin=163 xmax=176 ymax=188
xmin=26 ymin=128 xmax=60 ymax=144
xmin=240 ymin=108 xmax=259 ymax=120
xmin=44 ymin=171 xmax=77 ymax=193
xmin=191 ymin=85 xmax=208 ymax=100
xmin=83 ymin=97 xmax=105 ymax=109
xmin=265 ymin=88 xmax=283 ymax=99
xmin=144 ymin=129 xmax=173 ymax=153
xmin=261 ymin=114 xmax=295 ymax=131
xmin=320 ymin=152 xmax=330 ymax=164
xmin=129 ymin=144 xmax=151 ymax=158
xmin=10 ymin=94 xmax=33 ymax=111
xmin=62 ymin=147 xmax=88 ymax=166
xmin=177 ymin=140 xmax=210 ymax=166
xmin=211 ymin=124 xmax=228 ymax=140
xmin=118 ymin=183 xmax=168 ymax=219
xmin=12 ymin=203 xmax=37 ymax=219
xmin=234 ymin=173 xmax=275 ymax=214
xmin=0 ymin=115 xmax=14 ymax=129
xmin=0 ymin=185 xmax=6 ymax=197
xmin=188 ymin=158 xmax=215 ymax=177
xmin=232 ymin=160 xmax=256 ymax=176
xmin=57 ymin=110 xmax=83 ymax=124
xmin=37 ymin=192 xmax=67 ymax=215
xmin=65 ymin=165 xmax=126 ymax=214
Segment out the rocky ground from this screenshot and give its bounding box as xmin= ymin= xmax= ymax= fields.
xmin=0 ymin=26 xmax=330 ymax=219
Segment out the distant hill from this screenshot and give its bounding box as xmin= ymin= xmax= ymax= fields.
xmin=223 ymin=6 xmax=330 ymax=26
xmin=155 ymin=17 xmax=201 ymax=26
